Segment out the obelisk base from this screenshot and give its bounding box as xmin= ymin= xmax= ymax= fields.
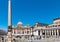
xmin=8 ymin=26 xmax=12 ymax=42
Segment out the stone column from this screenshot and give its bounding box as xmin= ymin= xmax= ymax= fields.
xmin=1 ymin=38 xmax=2 ymax=42
xmin=57 ymin=29 xmax=59 ymax=37
xmin=4 ymin=36 xmax=5 ymax=42
xmin=45 ymin=30 xmax=46 ymax=39
xmin=50 ymin=30 xmax=51 ymax=36
xmin=54 ymin=29 xmax=56 ymax=37
xmin=52 ymin=29 xmax=53 ymax=36
xmin=13 ymin=29 xmax=14 ymax=34
xmin=16 ymin=29 xmax=17 ymax=34
xmin=24 ymin=30 xmax=27 ymax=34
xmin=40 ymin=29 xmax=43 ymax=39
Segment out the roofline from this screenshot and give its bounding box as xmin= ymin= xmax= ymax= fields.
xmin=54 ymin=17 xmax=60 ymax=21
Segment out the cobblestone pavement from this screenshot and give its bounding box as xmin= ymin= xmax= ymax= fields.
xmin=28 ymin=37 xmax=60 ymax=42
xmin=28 ymin=39 xmax=60 ymax=42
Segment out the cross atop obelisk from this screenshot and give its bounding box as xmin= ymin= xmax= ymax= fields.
xmin=8 ymin=0 xmax=12 ymax=42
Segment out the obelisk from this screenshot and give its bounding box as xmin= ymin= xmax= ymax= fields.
xmin=8 ymin=0 xmax=12 ymax=42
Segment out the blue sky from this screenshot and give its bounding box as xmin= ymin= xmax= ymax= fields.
xmin=0 ymin=0 xmax=60 ymax=30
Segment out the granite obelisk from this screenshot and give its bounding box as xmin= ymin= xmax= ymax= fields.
xmin=8 ymin=0 xmax=12 ymax=42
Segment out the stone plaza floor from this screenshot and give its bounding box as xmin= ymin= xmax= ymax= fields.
xmin=0 ymin=37 xmax=60 ymax=42
xmin=28 ymin=37 xmax=60 ymax=42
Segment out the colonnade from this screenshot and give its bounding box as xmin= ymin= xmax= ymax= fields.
xmin=40 ymin=29 xmax=59 ymax=39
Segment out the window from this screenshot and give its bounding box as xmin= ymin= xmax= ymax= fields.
xmin=58 ymin=25 xmax=60 ymax=27
xmin=53 ymin=25 xmax=54 ymax=27
xmin=52 ymin=25 xmax=57 ymax=27
xmin=54 ymin=25 xmax=57 ymax=27
xmin=27 ymin=31 xmax=29 ymax=34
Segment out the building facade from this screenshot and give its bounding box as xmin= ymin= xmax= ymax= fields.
xmin=0 ymin=17 xmax=60 ymax=42
xmin=33 ymin=17 xmax=60 ymax=39
xmin=11 ymin=17 xmax=60 ymax=40
xmin=12 ymin=22 xmax=32 ymax=40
